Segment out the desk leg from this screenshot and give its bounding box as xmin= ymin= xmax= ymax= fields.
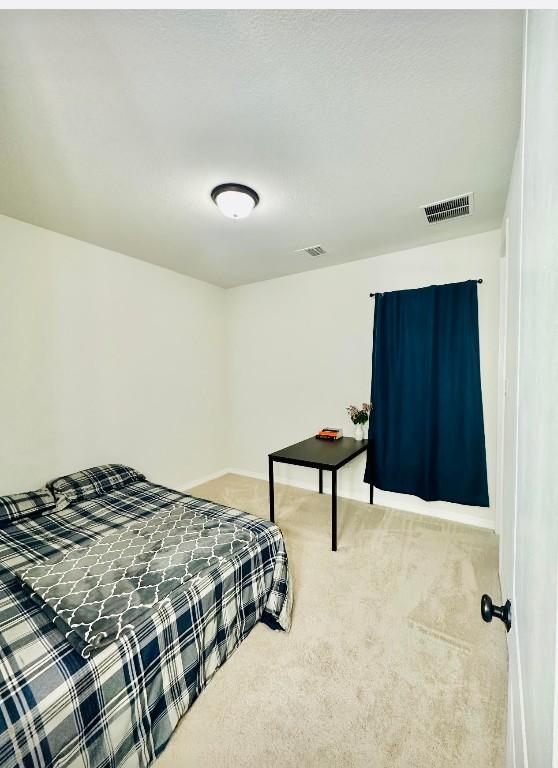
xmin=332 ymin=469 xmax=337 ymax=552
xmin=370 ymin=483 xmax=374 ymax=505
xmin=269 ymin=457 xmax=275 ymax=523
xmin=319 ymin=468 xmax=323 ymax=494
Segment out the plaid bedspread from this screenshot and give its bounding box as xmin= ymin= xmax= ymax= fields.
xmin=0 ymin=481 xmax=291 ymax=768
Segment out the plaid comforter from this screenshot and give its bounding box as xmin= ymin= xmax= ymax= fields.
xmin=0 ymin=481 xmax=291 ymax=768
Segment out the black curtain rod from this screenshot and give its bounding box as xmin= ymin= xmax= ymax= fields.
xmin=369 ymin=278 xmax=483 ymax=298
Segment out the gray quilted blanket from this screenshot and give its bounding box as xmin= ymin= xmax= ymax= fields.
xmin=17 ymin=502 xmax=255 ymax=657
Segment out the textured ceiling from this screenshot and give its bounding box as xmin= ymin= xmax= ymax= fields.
xmin=0 ymin=10 xmax=523 ymax=287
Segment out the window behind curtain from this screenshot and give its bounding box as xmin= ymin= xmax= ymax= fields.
xmin=364 ymin=280 xmax=489 ymax=508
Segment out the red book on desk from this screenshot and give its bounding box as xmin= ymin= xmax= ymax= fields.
xmin=316 ymin=428 xmax=343 ymax=440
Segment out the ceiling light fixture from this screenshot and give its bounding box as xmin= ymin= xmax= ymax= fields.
xmin=211 ymin=183 xmax=259 ymax=219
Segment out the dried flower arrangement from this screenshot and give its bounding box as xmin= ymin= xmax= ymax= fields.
xmin=346 ymin=402 xmax=372 ymax=425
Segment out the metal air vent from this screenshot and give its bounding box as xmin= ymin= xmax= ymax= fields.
xmin=294 ymin=244 xmax=327 ymax=259
xmin=422 ymin=193 xmax=474 ymax=224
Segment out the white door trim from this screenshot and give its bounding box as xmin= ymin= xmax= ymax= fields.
xmin=504 ymin=10 xmax=529 ymax=767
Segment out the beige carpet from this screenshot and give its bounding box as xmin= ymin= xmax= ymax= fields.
xmin=156 ymin=473 xmax=507 ymax=768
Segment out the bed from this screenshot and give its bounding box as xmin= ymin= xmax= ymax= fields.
xmin=0 ymin=470 xmax=291 ymax=768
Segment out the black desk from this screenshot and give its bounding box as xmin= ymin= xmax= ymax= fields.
xmin=268 ymin=436 xmax=373 ymax=551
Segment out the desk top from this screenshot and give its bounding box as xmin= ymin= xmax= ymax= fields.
xmin=269 ymin=436 xmax=369 ymax=470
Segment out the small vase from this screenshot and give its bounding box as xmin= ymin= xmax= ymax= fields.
xmin=354 ymin=423 xmax=365 ymax=441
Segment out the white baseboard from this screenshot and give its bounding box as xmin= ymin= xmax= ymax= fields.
xmin=180 ymin=466 xmax=494 ymax=531
xmin=223 ymin=467 xmax=494 ymax=531
xmin=178 ymin=468 xmax=229 ymax=493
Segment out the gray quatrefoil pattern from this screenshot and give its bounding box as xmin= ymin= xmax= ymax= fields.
xmin=18 ymin=503 xmax=255 ymax=657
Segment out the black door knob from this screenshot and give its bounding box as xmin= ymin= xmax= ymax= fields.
xmin=481 ymin=594 xmax=512 ymax=633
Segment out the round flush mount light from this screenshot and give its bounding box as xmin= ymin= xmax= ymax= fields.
xmin=211 ymin=183 xmax=259 ymax=219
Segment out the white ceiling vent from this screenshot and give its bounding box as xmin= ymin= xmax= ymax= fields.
xmin=295 ymin=244 xmax=327 ymax=259
xmin=422 ymin=193 xmax=474 ymax=224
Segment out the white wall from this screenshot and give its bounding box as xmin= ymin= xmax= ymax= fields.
xmin=1 ymin=217 xmax=502 ymax=532
xmin=226 ymin=230 xmax=501 ymax=529
xmin=0 ymin=215 xmax=227 ymax=494
xmin=500 ymin=10 xmax=558 ymax=767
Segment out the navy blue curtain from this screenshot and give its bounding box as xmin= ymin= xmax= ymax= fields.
xmin=364 ymin=280 xmax=489 ymax=507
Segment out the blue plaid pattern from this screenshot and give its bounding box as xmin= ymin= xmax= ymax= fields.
xmin=0 ymin=481 xmax=291 ymax=768
xmin=0 ymin=487 xmax=55 ymax=525
xmin=48 ymin=464 xmax=146 ymax=510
